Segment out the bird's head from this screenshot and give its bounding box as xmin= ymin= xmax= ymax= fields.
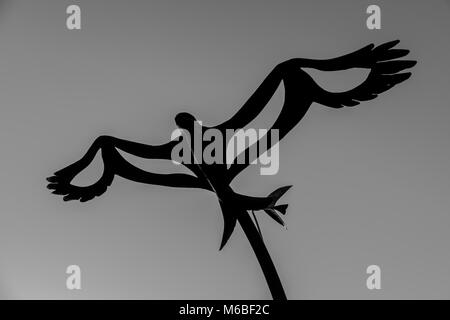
xmin=175 ymin=112 xmax=197 ymax=130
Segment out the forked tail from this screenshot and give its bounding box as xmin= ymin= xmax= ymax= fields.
xmin=217 ymin=191 xmax=289 ymax=300
xmin=218 ymin=185 xmax=292 ymax=250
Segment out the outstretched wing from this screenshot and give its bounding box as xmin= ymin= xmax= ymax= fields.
xmin=212 ymin=65 xmax=285 ymax=131
xmin=47 ymin=136 xmax=210 ymax=202
xmin=223 ymin=40 xmax=416 ymax=183
xmin=46 ymin=146 xmax=116 ymax=202
xmin=313 ymin=40 xmax=417 ymax=108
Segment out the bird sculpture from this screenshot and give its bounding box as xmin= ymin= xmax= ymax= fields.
xmin=47 ymin=40 xmax=416 ymax=300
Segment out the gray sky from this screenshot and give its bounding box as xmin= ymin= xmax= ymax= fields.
xmin=0 ymin=0 xmax=449 ymax=299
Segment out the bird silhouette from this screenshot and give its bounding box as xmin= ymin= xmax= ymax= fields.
xmin=47 ymin=40 xmax=416 ymax=300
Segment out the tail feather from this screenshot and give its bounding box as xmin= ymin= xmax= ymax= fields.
xmin=264 ymin=185 xmax=291 ymax=225
xmin=264 ymin=208 xmax=285 ymax=226
xmin=268 ymin=185 xmax=292 ymax=206
xmin=273 ymin=204 xmax=288 ymax=215
xmin=218 ymin=186 xmax=292 ymax=250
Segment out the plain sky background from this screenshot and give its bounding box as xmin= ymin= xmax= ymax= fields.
xmin=0 ymin=0 xmax=449 ymax=299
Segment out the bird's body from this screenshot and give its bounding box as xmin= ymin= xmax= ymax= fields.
xmin=47 ymin=40 xmax=416 ymax=300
